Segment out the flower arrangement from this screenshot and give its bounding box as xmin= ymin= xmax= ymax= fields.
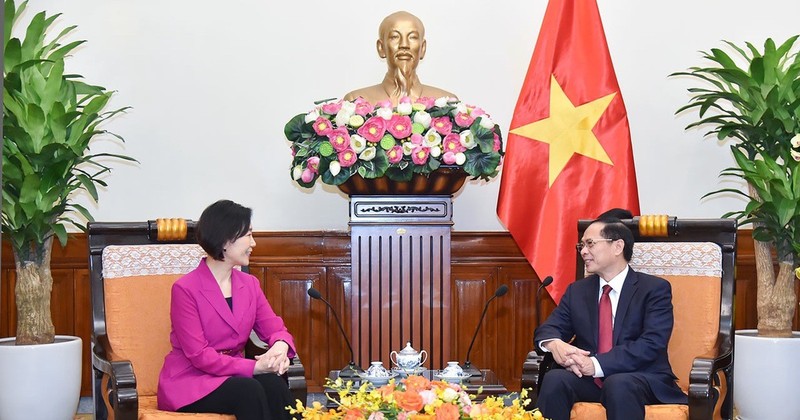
xmin=284 ymin=97 xmax=504 ymax=188
xmin=288 ymin=376 xmax=545 ymax=419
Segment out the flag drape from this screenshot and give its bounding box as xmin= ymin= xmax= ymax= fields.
xmin=497 ymin=0 xmax=640 ymax=303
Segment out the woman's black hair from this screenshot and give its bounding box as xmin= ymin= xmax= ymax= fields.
xmin=196 ymin=199 xmax=252 ymax=261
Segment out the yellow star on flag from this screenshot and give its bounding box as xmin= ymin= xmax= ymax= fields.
xmin=510 ymin=75 xmax=616 ymax=186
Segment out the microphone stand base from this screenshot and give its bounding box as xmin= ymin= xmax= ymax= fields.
xmin=461 ymin=363 xmax=482 ymax=378
xmin=337 ymin=363 xmax=365 ymax=379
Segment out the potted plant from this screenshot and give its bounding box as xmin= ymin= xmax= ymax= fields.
xmin=673 ymin=36 xmax=800 ymax=419
xmin=284 ymin=97 xmax=504 ymax=195
xmin=1 ymin=1 xmax=133 ymax=417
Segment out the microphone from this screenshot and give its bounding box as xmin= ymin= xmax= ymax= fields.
xmin=307 ymin=287 xmax=363 ymax=378
xmin=535 ymin=276 xmax=553 ymax=327
xmin=462 ymin=284 xmax=509 ymax=377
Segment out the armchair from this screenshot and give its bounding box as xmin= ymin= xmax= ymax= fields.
xmin=522 ymin=216 xmax=736 ymax=420
xmin=88 ymin=219 xmax=306 ymax=419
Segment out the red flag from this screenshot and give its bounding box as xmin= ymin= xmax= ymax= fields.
xmin=497 ymin=0 xmax=640 ymax=303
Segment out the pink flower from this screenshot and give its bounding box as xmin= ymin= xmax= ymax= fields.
xmin=442 ymin=133 xmax=465 ymax=153
xmin=313 ymin=116 xmax=333 ymax=136
xmin=321 ymin=101 xmax=342 ymax=115
xmin=410 ymin=133 xmax=424 ymax=145
xmin=493 ymin=132 xmax=502 ymax=151
xmin=454 ymin=112 xmax=475 ymax=128
xmin=354 ymin=98 xmax=373 ymax=116
xmin=411 ymin=146 xmax=430 ymax=165
xmin=306 ymin=156 xmax=320 ymax=173
xmin=328 ymin=128 xmax=351 ymax=152
xmin=338 ymin=149 xmax=358 ymax=167
xmin=415 ymin=97 xmax=436 ymax=109
xmin=357 ymin=116 xmax=387 ymax=142
xmin=471 ymin=107 xmax=486 ymax=117
xmin=376 ymin=99 xmax=392 ymax=109
xmin=387 ymin=145 xmax=404 ymax=164
xmin=442 ymin=151 xmax=457 ymax=164
xmin=387 ymin=115 xmax=413 ymax=139
xmin=300 ymin=168 xmax=314 ymax=183
xmin=431 ymin=117 xmax=453 ymax=135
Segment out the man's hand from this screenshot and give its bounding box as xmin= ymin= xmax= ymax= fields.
xmin=544 ymin=339 xmax=591 ymax=374
xmin=562 ymin=352 xmax=596 ymax=377
xmin=254 ymin=340 xmax=290 ymax=375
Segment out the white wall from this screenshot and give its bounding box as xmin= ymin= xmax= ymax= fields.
xmin=19 ymin=0 xmax=800 ymax=231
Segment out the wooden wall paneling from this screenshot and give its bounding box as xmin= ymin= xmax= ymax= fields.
xmin=1 ymin=268 xmax=13 ymax=337
xmin=450 ymin=265 xmax=498 ymax=372
xmin=325 ymin=265 xmax=352 ymax=388
xmin=264 ymin=266 xmax=327 ymax=391
xmin=497 ymin=263 xmax=543 ymax=391
xmin=74 ymin=269 xmax=93 ymax=396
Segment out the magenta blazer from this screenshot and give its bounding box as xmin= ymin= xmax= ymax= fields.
xmin=157 ymin=259 xmax=296 ymax=411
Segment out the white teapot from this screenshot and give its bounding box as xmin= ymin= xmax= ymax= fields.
xmin=390 ymin=342 xmax=427 ymax=370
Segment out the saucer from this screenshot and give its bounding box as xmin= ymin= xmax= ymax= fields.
xmin=433 ymin=371 xmax=472 ymax=383
xmin=358 ymin=372 xmax=399 ymax=384
xmin=392 ymin=366 xmax=426 ymax=377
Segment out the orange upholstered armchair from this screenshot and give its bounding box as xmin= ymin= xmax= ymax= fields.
xmin=88 ymin=219 xmax=306 ymax=420
xmin=522 ymin=216 xmax=736 ymax=420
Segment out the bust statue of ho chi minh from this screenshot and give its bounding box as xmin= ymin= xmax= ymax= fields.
xmin=343 ymin=11 xmax=456 ymax=106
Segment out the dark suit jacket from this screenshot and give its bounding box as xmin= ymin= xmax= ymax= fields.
xmin=534 ymin=268 xmax=687 ymax=404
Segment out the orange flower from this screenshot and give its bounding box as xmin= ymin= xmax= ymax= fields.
xmin=409 ymin=414 xmax=434 ymax=420
xmin=395 ymin=390 xmax=424 ymax=412
xmin=343 ymin=408 xmax=364 ymax=420
xmin=403 ymin=375 xmax=431 ymax=393
xmin=434 ymin=403 xmax=460 ymax=420
xmin=378 ymin=383 xmax=396 ymax=398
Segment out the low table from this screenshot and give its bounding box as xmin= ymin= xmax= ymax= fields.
xmin=324 ymin=369 xmax=508 ymax=408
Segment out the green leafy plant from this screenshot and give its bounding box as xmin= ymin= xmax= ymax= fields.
xmin=2 ymin=0 xmax=135 ymax=344
xmin=673 ymin=36 xmax=800 ymax=337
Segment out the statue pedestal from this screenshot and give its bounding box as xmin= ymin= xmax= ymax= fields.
xmin=348 ymin=195 xmax=454 ymax=370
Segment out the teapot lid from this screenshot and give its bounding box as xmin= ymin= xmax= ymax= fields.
xmin=398 ymin=341 xmax=419 ymax=355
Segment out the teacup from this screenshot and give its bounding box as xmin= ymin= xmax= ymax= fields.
xmin=441 ymin=361 xmax=463 ymax=378
xmin=365 ymin=361 xmax=391 ymax=378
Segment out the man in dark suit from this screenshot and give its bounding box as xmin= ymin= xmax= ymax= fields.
xmin=535 ymin=216 xmax=687 ymax=420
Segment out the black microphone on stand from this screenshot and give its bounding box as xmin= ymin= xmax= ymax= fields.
xmin=535 ymin=276 xmax=554 ymax=327
xmin=307 ymin=287 xmax=363 ymax=378
xmin=462 ymin=284 xmax=509 ymax=377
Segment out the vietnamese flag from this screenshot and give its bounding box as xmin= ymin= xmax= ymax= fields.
xmin=497 ymin=0 xmax=640 ymax=303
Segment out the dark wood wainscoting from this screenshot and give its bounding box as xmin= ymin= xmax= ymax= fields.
xmin=1 ymin=230 xmax=797 ymax=395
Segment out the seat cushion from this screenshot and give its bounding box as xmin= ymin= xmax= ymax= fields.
xmin=571 ymin=402 xmax=688 ymax=419
xmin=139 ymin=396 xmax=234 ymax=419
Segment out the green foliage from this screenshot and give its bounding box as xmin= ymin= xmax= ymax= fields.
xmin=2 ymin=0 xmax=135 ymax=255
xmin=674 ymin=36 xmax=800 ymax=263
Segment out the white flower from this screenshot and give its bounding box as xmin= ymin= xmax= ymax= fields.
xmin=479 ymin=115 xmax=494 ymax=129
xmin=441 ymin=387 xmax=458 ymax=403
xmin=424 ymin=128 xmax=442 ymax=147
xmin=334 ymin=102 xmax=356 ymax=127
xmin=791 ymin=149 xmax=800 ymax=162
xmin=413 ymin=110 xmax=432 ymax=128
xmin=455 ymin=152 xmax=466 ymax=165
xmin=397 ymin=101 xmax=413 ymax=115
xmin=455 ymin=102 xmax=468 ymax=115
xmin=434 ymin=97 xmax=450 ymax=107
xmin=291 ymin=165 xmax=303 ymax=180
xmin=304 ymin=109 xmax=320 ymax=123
xmin=402 ymin=142 xmax=415 ymax=155
xmin=359 ymin=146 xmax=377 ymax=161
xmin=351 ymin=134 xmax=367 ymax=153
xmin=791 ymin=133 xmax=800 ymax=148
xmin=377 ymin=106 xmax=394 ymax=120
xmin=329 ymin=161 xmax=341 ymax=176
xmin=430 ymin=146 xmax=442 ymax=158
xmin=459 ymin=130 xmax=477 ymax=149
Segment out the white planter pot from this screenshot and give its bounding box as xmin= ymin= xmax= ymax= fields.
xmin=0 ymin=335 xmax=83 ymax=420
xmin=734 ymin=329 xmax=800 ymax=420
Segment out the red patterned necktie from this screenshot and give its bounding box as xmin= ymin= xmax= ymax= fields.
xmin=595 ymin=284 xmax=613 ymax=388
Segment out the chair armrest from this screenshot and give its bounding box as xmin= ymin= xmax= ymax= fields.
xmin=688 ymin=338 xmax=732 ymax=420
xmin=91 ymin=334 xmax=138 ymax=420
xmin=245 ymin=338 xmax=307 ymax=405
xmin=521 ymin=350 xmax=556 ymax=408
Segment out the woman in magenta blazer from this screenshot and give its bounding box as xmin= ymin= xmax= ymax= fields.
xmin=157 ymin=200 xmax=296 ymax=419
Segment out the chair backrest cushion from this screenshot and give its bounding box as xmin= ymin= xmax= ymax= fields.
xmin=629 ymin=242 xmax=722 ymax=392
xmin=102 ymin=244 xmax=206 ymax=396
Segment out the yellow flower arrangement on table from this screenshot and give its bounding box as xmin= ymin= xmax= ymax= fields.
xmin=288 ymin=375 xmax=545 ymax=419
